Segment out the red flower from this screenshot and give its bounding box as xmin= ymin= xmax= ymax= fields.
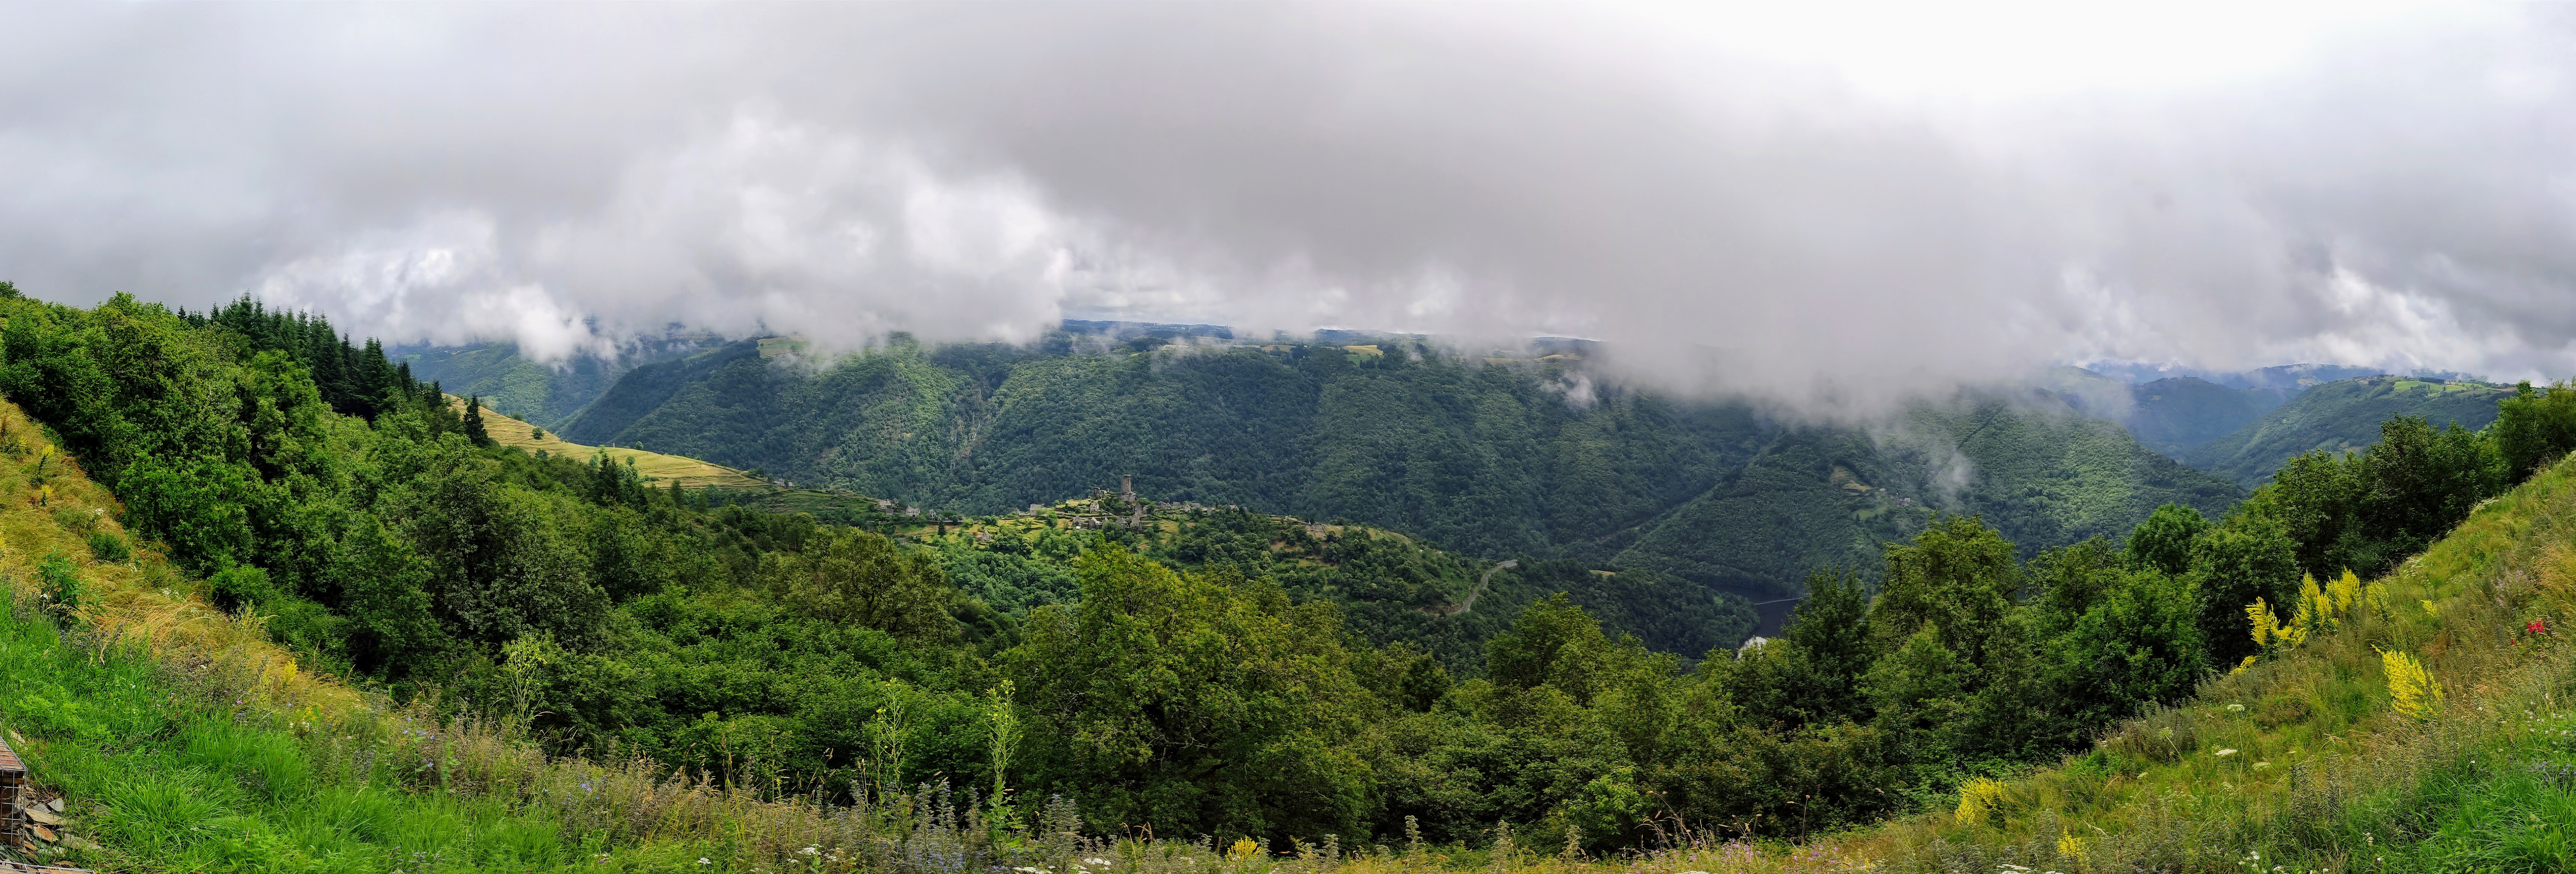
xmin=2530 ymin=619 xmax=2550 ymax=635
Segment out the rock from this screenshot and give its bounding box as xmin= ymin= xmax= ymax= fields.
xmin=47 ymin=796 xmax=62 ymax=812
xmin=31 ymin=824 xmax=55 ymax=842
xmin=25 ymin=805 xmax=60 ymax=824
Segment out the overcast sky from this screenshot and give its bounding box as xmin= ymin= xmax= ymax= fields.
xmin=3 ymin=2 xmax=2573 ymax=407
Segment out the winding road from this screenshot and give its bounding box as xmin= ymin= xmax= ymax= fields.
xmin=1444 ymin=559 xmax=1517 ymax=616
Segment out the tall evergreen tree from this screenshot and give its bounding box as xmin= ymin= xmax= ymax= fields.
xmin=463 ymin=395 xmax=493 ymax=447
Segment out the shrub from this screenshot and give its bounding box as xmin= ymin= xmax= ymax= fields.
xmin=208 ymin=563 xmax=277 ymax=615
xmin=35 ymin=552 xmax=81 ymax=620
xmin=86 ymin=530 xmax=129 ymax=563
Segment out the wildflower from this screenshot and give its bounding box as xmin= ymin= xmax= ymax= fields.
xmin=2253 ymin=762 xmax=2270 ymax=770
xmin=2216 ymin=749 xmax=2238 ymax=757
xmin=2382 ymin=649 xmax=2443 ymax=719
xmin=800 ymin=847 xmax=820 ymax=856
xmin=2530 ymin=618 xmax=2549 ymax=635
xmin=1016 ymin=868 xmax=1049 ymax=873
xmin=698 ymin=859 xmax=712 ymax=866
xmin=1085 ymin=860 xmax=1112 ymax=866
xmin=2226 ymin=704 xmax=2245 ymax=712
xmin=1956 ymin=777 xmax=2009 ymax=825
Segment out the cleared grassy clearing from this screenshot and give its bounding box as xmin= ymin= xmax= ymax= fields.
xmin=453 ymin=396 xmax=767 ymax=489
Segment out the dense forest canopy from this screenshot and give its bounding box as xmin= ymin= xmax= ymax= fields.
xmin=547 ymin=335 xmax=2241 ymax=599
xmin=7 ymin=283 xmax=2570 ymax=853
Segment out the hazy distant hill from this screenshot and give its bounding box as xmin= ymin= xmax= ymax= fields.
xmin=2042 ymin=366 xmax=2292 ymax=457
xmin=2083 ymin=361 xmax=2387 ymax=390
xmin=2184 ymin=376 xmax=2512 ymax=485
xmin=556 ymin=336 xmax=2242 ymax=599
xmin=2121 ymin=377 xmax=2294 ymax=455
xmin=394 ymin=336 xmax=725 ymax=430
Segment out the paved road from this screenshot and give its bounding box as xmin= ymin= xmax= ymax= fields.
xmin=1446 ymin=559 xmax=1518 ymax=616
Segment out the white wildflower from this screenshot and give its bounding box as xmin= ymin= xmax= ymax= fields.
xmin=1085 ymin=860 xmax=1114 ymax=866
xmin=2216 ymin=749 xmax=2238 ymax=757
xmin=2226 ymin=704 xmax=2245 ymax=712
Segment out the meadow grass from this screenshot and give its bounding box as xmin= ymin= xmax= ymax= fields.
xmin=453 ymin=396 xmax=769 ymax=490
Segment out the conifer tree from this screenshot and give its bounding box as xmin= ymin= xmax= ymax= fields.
xmin=463 ymin=395 xmax=493 ymax=447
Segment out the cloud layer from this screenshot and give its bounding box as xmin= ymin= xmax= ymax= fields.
xmin=4 ymin=3 xmax=2575 ymax=408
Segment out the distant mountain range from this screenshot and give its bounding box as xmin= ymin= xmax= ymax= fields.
xmin=2078 ymin=361 xmax=2474 ymax=390
xmin=395 ymin=324 xmax=2513 ymax=596
xmin=2047 ymin=364 xmax=2514 ymax=485
xmin=444 ymin=329 xmax=2235 ymax=604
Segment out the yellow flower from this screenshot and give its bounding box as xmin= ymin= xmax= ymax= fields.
xmin=1955 ymin=777 xmax=2009 ymax=826
xmin=2383 ymin=649 xmax=2442 ymax=719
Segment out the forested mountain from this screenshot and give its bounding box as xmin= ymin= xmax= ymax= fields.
xmin=555 ymin=336 xmax=2242 ymax=597
xmin=2184 ymin=375 xmax=2511 ymax=485
xmin=1614 ymin=395 xmax=2244 ymax=598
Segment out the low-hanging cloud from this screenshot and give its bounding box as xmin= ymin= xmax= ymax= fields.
xmin=4 ymin=3 xmax=2576 ymax=412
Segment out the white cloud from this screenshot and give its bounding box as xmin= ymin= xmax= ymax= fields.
xmin=1 ymin=3 xmax=2573 ymax=411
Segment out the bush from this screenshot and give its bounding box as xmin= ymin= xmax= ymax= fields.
xmin=86 ymin=530 xmax=129 ymax=563
xmin=35 ymin=552 xmax=81 ymax=620
xmin=207 ymin=563 xmax=277 ymax=615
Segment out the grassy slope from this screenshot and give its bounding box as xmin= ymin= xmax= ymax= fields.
xmin=1838 ymin=452 xmax=2576 ymax=873
xmin=0 ymin=399 xmax=964 ymax=872
xmin=455 ymin=395 xmax=769 ymax=490
xmin=2186 ymin=376 xmax=2511 ymax=486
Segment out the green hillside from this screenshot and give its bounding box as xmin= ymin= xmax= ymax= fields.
xmin=561 ymin=338 xmax=2241 ymax=597
xmin=2185 ymin=375 xmax=2511 ymax=485
xmin=1615 ymin=393 xmax=2244 ymax=598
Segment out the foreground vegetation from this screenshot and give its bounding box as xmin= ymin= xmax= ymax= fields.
xmin=9 ymin=284 xmax=2576 ymax=871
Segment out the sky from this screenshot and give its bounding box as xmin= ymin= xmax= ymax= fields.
xmin=3 ymin=2 xmax=2574 ymax=410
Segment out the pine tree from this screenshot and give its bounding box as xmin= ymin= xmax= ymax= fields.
xmin=463 ymin=395 xmax=493 ymax=447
